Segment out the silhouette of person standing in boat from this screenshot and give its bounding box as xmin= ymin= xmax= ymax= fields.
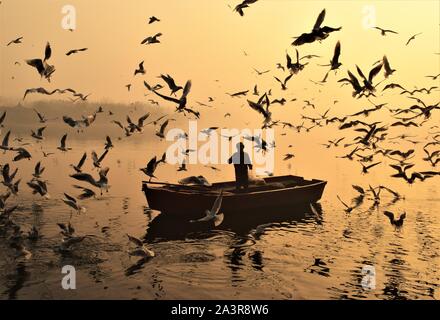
xmin=228 ymin=142 xmax=253 ymax=189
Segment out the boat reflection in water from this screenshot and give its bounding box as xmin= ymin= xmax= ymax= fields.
xmin=125 ymin=175 xmax=327 ymax=277
xmin=144 ymin=201 xmax=324 ymax=242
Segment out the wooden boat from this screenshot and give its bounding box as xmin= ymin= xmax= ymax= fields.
xmin=142 ymin=175 xmax=327 ymax=219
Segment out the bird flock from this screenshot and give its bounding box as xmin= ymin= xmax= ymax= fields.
xmin=1 ymin=3 xmax=440 ymax=262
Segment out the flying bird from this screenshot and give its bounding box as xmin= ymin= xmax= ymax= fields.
xmin=140 ymin=156 xmax=165 ymax=181
xmin=0 ymin=111 xmax=6 ymax=127
xmin=382 ymin=55 xmax=396 ymax=78
xmin=153 ymin=80 xmax=199 ymax=117
xmin=71 ymin=152 xmax=87 ymax=173
xmin=292 ymin=9 xmax=341 ymax=46
xmin=274 ymin=74 xmax=293 ymax=90
xmin=127 ymin=234 xmax=155 ymax=258
xmin=426 ymin=73 xmax=440 ymax=80
xmin=383 ymin=211 xmax=406 ymax=227
xmin=73 ymin=185 xmax=96 ymax=200
xmin=31 ymin=126 xmax=46 ymax=141
xmin=373 ymin=27 xmax=398 ymax=36
xmin=160 ymin=74 xmax=183 ymax=96
xmin=253 ymin=68 xmax=270 ymax=76
xmin=57 ymin=134 xmax=71 ymax=152
xmin=154 ymin=120 xmax=169 ymax=139
xmin=134 ymin=61 xmax=146 ymax=76
xmin=26 ymin=42 xmax=55 ymax=81
xmin=66 ymin=48 xmax=88 ymax=56
xmin=336 ymin=195 xmax=355 ymax=213
xmin=406 ymin=32 xmax=422 ymax=45
xmin=7 ymin=37 xmax=23 ymax=46
xmin=190 ymin=190 xmax=224 ymax=227
xmin=32 ymin=161 xmax=45 ymax=179
xmin=91 ymin=149 xmax=109 ymax=169
xmin=104 ymin=136 xmax=114 ymax=150
xmin=70 ymin=168 xmax=110 ymax=195
xmin=234 ymin=0 xmax=259 ymax=16
xmin=148 ymin=16 xmax=160 ymax=24
xmin=286 ymin=49 xmax=308 ymax=74
xmin=27 ymin=179 xmax=49 ymax=198
xmin=62 ymin=193 xmax=86 ymax=215
xmin=320 ymin=40 xmax=342 ymax=81
xmin=127 ymin=113 xmax=151 ymax=133
xmin=141 ymin=33 xmax=162 ymax=45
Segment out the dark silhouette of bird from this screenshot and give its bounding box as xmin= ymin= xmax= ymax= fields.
xmin=153 ymin=80 xmax=199 ymax=117
xmin=286 ymin=49 xmax=308 ymax=74
xmin=32 ymin=161 xmax=45 ymax=179
xmin=384 ymin=211 xmax=406 ymax=227
xmin=141 ymin=33 xmax=162 ymax=45
xmin=0 ymin=111 xmax=6 ymax=127
xmin=155 ymin=120 xmax=169 ymax=139
xmin=234 ymin=0 xmax=258 ymax=16
xmin=73 ymin=185 xmax=96 ymax=200
xmin=382 ymin=83 xmax=406 ymax=92
xmin=62 ymin=193 xmax=86 ymax=215
xmin=26 ymin=42 xmax=55 ymax=82
xmin=127 ymin=113 xmax=150 ymax=133
xmin=140 ymin=156 xmax=162 ymax=181
xmin=389 ymin=164 xmax=434 ymax=184
xmin=373 ymin=27 xmax=398 ymax=36
xmin=104 ymin=136 xmax=114 ymax=150
xmin=228 ymin=90 xmax=249 ymax=97
xmin=406 ymin=32 xmax=422 ymax=45
xmin=31 ymin=126 xmax=46 ymax=140
xmin=253 ymin=68 xmax=270 ymax=75
xmin=338 ymin=70 xmax=364 ymax=97
xmin=160 ymin=74 xmax=183 ymax=96
xmin=276 ymin=63 xmax=285 ymax=71
xmin=33 ymin=109 xmax=49 ymax=123
xmin=70 ymin=168 xmax=110 ymax=195
xmin=390 ymin=121 xmax=418 ymax=128
xmin=71 ymin=152 xmax=87 ymax=173
xmin=134 ymin=61 xmax=146 ymax=76
xmin=274 ymin=74 xmax=293 ymax=90
xmin=247 ymin=95 xmax=272 ymax=125
xmin=271 ymin=98 xmax=286 ymax=105
xmin=426 ymin=73 xmax=440 ymax=80
xmin=27 ymin=179 xmax=49 ymax=198
xmin=292 ymin=9 xmax=341 ymax=46
xmin=336 ymin=195 xmax=355 ymax=213
xmin=148 ymin=16 xmax=160 ymax=24
xmin=320 ymin=41 xmax=342 ymax=82
xmin=7 ymin=37 xmax=23 ymax=46
xmin=382 ymin=55 xmax=395 ymax=78
xmin=12 ymin=147 xmax=32 ymax=162
xmin=91 ymin=150 xmax=109 ymax=169
xmin=355 ymin=63 xmax=383 ymax=93
xmin=0 ymin=130 xmax=11 ymax=152
xmin=57 ymin=134 xmax=71 ymax=152
xmin=66 ymin=48 xmax=88 ymax=56
xmin=422 ymin=148 xmax=440 ymax=167
xmin=360 ymin=161 xmax=381 ymax=174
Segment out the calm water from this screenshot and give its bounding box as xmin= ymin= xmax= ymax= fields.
xmin=0 ymin=134 xmax=439 ymax=300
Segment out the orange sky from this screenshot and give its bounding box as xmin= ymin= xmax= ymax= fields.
xmin=0 ymin=0 xmax=439 ymax=109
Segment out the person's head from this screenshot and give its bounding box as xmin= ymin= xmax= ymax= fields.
xmin=236 ymin=142 xmax=245 ymax=151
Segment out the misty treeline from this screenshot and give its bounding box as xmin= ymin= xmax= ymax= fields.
xmin=0 ymin=100 xmax=171 ymax=140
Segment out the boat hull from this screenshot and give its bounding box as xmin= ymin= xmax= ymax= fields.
xmin=142 ymin=175 xmax=327 ymax=220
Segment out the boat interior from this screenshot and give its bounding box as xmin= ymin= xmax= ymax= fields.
xmin=145 ymin=175 xmax=325 ymax=194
